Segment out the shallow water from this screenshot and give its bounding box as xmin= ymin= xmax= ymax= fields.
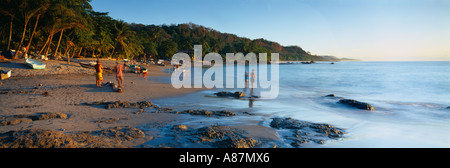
xmin=151 ymin=61 xmax=450 ymax=148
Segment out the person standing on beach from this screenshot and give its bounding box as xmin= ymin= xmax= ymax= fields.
xmin=94 ymin=60 xmax=103 ymax=88
xmin=250 ymin=69 xmax=256 ymax=95
xmin=244 ymin=71 xmax=249 ymax=92
xmin=142 ymin=65 xmax=148 ymax=79
xmin=136 ymin=65 xmax=141 ymax=77
xmin=114 ymin=62 xmax=124 ymax=88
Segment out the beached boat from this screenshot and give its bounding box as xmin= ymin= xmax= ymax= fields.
xmin=0 ymin=70 xmax=11 ymax=80
xmin=79 ymin=62 xmax=112 ymax=70
xmin=79 ymin=62 xmax=96 ymax=68
xmin=26 ymin=58 xmax=46 ymax=70
xmin=128 ymin=65 xmax=147 ymax=73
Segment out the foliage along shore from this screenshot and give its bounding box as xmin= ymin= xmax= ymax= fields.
xmin=1 ymin=0 xmax=344 ymax=62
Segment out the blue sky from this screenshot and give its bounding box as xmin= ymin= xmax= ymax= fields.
xmin=90 ymin=0 xmax=450 ymax=61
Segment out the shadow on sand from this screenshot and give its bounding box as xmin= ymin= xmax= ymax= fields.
xmin=81 ymin=84 xmax=116 ymax=93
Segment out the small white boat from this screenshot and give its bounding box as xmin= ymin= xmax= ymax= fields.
xmin=1 ymin=70 xmax=11 ymax=80
xmin=79 ymin=62 xmax=96 ymax=68
xmin=26 ymin=58 xmax=46 ymax=70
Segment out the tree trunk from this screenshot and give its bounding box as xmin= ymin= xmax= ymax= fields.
xmin=63 ymin=47 xmax=69 ymax=57
xmin=69 ymin=47 xmax=77 ymax=64
xmin=44 ymin=28 xmax=55 ymax=59
xmin=14 ymin=20 xmax=29 ymax=59
xmin=38 ymin=34 xmax=51 ymax=55
xmin=65 ymin=48 xmax=70 ymax=64
xmin=7 ymin=16 xmax=13 ymax=51
xmin=53 ymin=29 xmax=64 ymax=59
xmin=77 ymin=47 xmax=83 ymax=57
xmin=26 ymin=14 xmax=41 ymax=55
xmin=110 ymin=47 xmax=116 ymax=58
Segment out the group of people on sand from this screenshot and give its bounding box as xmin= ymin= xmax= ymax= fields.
xmin=94 ymin=60 xmax=125 ymax=89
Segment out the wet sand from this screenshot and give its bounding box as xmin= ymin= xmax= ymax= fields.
xmin=0 ymin=59 xmax=280 ymax=148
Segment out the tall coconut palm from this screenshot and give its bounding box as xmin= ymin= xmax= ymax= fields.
xmin=112 ymin=20 xmax=133 ymax=59
xmin=14 ymin=0 xmax=51 ymax=59
xmin=0 ymin=0 xmax=18 ymax=51
xmin=49 ymin=1 xmax=86 ymax=59
xmin=0 ymin=10 xmax=14 ymax=51
xmin=25 ymin=2 xmax=50 ymax=55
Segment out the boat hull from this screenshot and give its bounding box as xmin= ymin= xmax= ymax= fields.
xmin=26 ymin=58 xmax=46 ymax=70
xmin=0 ymin=70 xmax=11 ymax=80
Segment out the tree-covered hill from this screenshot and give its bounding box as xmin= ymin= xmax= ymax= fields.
xmin=0 ymin=0 xmax=340 ymax=61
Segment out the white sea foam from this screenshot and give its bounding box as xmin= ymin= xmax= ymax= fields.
xmin=153 ymin=61 xmax=450 ymax=147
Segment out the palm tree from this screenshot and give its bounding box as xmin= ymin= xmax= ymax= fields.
xmin=0 ymin=10 xmax=14 ymax=51
xmin=0 ymin=0 xmax=18 ymax=51
xmin=15 ymin=0 xmax=51 ymax=59
xmin=112 ymin=20 xmax=133 ymax=59
xmin=50 ymin=1 xmax=86 ymax=59
xmin=25 ymin=2 xmax=50 ymax=55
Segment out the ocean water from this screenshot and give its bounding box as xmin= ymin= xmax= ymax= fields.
xmin=151 ymin=61 xmax=450 ymax=148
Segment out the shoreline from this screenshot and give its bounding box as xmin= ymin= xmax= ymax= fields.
xmin=0 ymin=59 xmax=284 ymax=148
xmin=0 ymin=59 xmax=346 ymax=148
xmin=0 ymin=59 xmax=208 ymax=147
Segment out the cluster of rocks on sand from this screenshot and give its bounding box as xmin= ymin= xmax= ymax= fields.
xmin=270 ymin=118 xmax=345 ymax=147
xmin=0 ymin=126 xmax=145 ymax=148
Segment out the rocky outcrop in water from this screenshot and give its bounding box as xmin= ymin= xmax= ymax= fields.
xmin=174 ymin=109 xmax=236 ymax=117
xmin=195 ymin=125 xmax=258 ymax=148
xmin=83 ymin=101 xmax=158 ymax=109
xmin=270 ymin=118 xmax=345 ymax=147
xmin=214 ymin=91 xmax=246 ymax=98
xmin=324 ymin=94 xmax=375 ymax=111
xmin=338 ymin=99 xmax=374 ymax=111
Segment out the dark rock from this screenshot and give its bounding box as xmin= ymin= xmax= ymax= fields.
xmin=216 ymin=137 xmax=258 ymax=148
xmin=309 ymin=123 xmax=344 ymax=138
xmin=172 ymin=124 xmax=188 ymax=131
xmin=325 ymin=94 xmax=336 ymax=97
xmin=337 ymin=99 xmax=374 ymax=111
xmin=242 ymin=112 xmax=255 ymax=116
xmin=0 ymin=126 xmax=146 ymax=148
xmin=196 ymin=125 xmax=238 ymax=141
xmin=175 ymin=109 xmax=212 ymax=116
xmin=323 ymin=94 xmax=344 ymax=99
xmin=447 ymin=106 xmax=450 ymax=110
xmin=99 ymin=126 xmax=145 ymax=142
xmin=155 ymin=107 xmax=174 ymax=113
xmin=84 ymin=101 xmax=159 ymax=109
xmin=214 ymin=91 xmax=246 ymax=98
xmin=233 ymin=92 xmax=246 ymax=98
xmin=214 ymin=91 xmax=232 ymax=97
xmin=95 ymin=118 xmax=120 ymax=123
xmin=32 ymin=112 xmax=68 ymax=120
xmin=195 ymin=125 xmax=258 ymax=148
xmin=290 ymin=137 xmax=310 ymax=147
xmin=175 ymin=109 xmax=236 ymax=117
xmin=1 ymin=112 xmax=68 ymax=127
xmin=14 ymin=105 xmax=43 ymax=109
xmin=41 ymin=92 xmax=49 ymax=97
xmin=133 ymin=108 xmax=144 ymax=114
xmin=214 ymin=110 xmax=236 ymax=117
xmin=270 ymin=117 xmax=309 ymax=129
xmin=270 ymin=118 xmax=345 ymax=147
xmin=0 ymin=118 xmax=33 ymax=126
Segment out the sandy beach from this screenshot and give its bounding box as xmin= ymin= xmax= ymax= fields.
xmin=0 ymin=59 xmax=282 ymax=148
